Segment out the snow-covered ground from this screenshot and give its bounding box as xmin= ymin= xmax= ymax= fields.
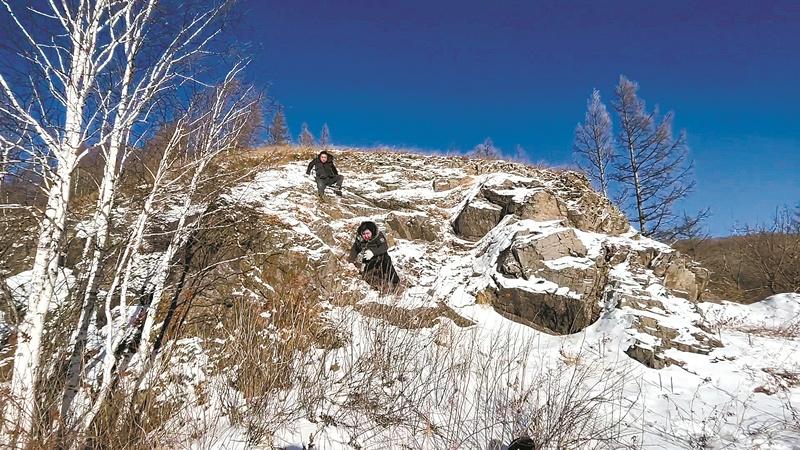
xmin=3 ymin=151 xmax=798 ymax=449
xmin=206 ymin=154 xmax=800 ymax=449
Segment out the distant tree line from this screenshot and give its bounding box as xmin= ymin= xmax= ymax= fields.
xmin=676 ymin=205 xmax=800 ymax=302
xmin=267 ymin=105 xmax=331 ymax=147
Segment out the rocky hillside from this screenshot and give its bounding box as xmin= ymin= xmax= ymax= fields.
xmin=228 ymin=149 xmax=718 ymax=369
xmin=189 ymin=148 xmax=797 ymax=448
xmin=3 ymin=147 xmax=799 ymax=449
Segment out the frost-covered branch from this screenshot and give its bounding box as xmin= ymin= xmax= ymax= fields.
xmin=611 ymin=76 xmax=699 ymax=238
xmin=573 ymin=89 xmax=614 ymax=198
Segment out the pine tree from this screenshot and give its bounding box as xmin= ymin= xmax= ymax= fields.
xmin=268 ymin=107 xmax=290 ymax=145
xmin=471 ymin=137 xmax=500 ymax=160
xmin=299 ymin=122 xmax=314 ymax=146
xmin=320 ymin=123 xmax=331 ymax=147
xmin=611 ymin=76 xmax=695 ymax=239
xmin=573 ymin=89 xmax=614 ymax=197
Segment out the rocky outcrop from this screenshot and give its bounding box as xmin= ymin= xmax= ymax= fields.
xmin=490 ymin=229 xmax=608 ymax=335
xmin=385 ymin=212 xmax=438 ymax=242
xmin=623 ymin=313 xmax=723 ymax=369
xmin=485 ymin=225 xmax=716 ymax=366
xmin=481 ymin=285 xmax=600 ymax=335
xmin=604 ymin=244 xmax=710 ymax=301
xmin=651 ymin=252 xmax=710 ymax=301
xmin=452 ymin=199 xmax=504 ymax=240
xmin=226 ymin=150 xmax=719 ymax=373
xmin=452 ymin=173 xmax=629 ymax=241
xmin=606 ymin=271 xmax=722 ymax=369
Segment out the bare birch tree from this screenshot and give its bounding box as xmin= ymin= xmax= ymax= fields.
xmin=0 ymin=0 xmax=237 ymax=444
xmin=73 ymin=64 xmax=258 ymax=442
xmin=0 ymin=1 xmax=130 ymax=442
xmin=611 ymin=76 xmax=696 ymax=239
xmin=60 ymin=0 xmax=231 ymax=430
xmin=573 ymin=89 xmax=614 ymax=198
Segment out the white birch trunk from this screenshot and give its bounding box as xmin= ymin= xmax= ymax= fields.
xmin=74 ymin=124 xmax=185 ymax=441
xmin=5 ymin=68 xmax=88 ymax=446
xmin=0 ymin=0 xmax=128 ymax=441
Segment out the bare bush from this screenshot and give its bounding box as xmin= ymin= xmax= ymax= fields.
xmin=287 ymin=303 xmax=638 ymax=449
xmin=678 ymin=207 xmax=800 ymax=302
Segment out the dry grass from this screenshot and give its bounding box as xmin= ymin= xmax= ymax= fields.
xmin=676 ymin=210 xmax=800 ymax=303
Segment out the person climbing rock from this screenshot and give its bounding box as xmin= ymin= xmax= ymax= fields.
xmin=347 ymin=221 xmax=401 ymax=292
xmin=306 ymin=150 xmax=343 ymax=197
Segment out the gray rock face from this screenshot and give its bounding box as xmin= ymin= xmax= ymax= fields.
xmin=650 ymin=251 xmax=710 ymax=301
xmin=483 ymin=286 xmax=600 ymax=335
xmin=452 ymin=200 xmax=504 ymax=240
xmin=622 ymin=312 xmax=723 ymax=369
xmin=385 ymin=212 xmax=438 ymax=242
xmin=488 ymin=226 xmax=717 ymax=367
xmin=432 ymin=178 xmax=463 ymax=192
xmin=601 ymin=244 xmax=709 ymax=302
xmin=491 ymin=229 xmax=607 ymax=335
xmin=497 ymin=229 xmax=589 ymax=278
xmin=452 ymin=174 xmax=629 ymax=241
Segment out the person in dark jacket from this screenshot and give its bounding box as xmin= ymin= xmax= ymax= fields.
xmin=306 ymin=150 xmax=343 ymax=196
xmin=348 ymin=221 xmax=401 ymax=291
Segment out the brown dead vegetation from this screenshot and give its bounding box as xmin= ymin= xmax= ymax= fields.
xmin=676 ymin=209 xmax=800 ymax=303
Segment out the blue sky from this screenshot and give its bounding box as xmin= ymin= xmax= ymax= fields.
xmin=237 ymin=0 xmax=799 ymax=236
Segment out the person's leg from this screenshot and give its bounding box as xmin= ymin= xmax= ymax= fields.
xmin=388 ymin=260 xmax=400 ymax=285
xmin=363 ymin=268 xmax=381 ymax=289
xmin=379 ymin=255 xmax=400 ymax=290
xmin=316 ymin=178 xmax=326 ymax=196
xmin=328 ymin=175 xmax=344 ymax=195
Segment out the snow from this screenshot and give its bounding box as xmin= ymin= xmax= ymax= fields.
xmin=4 ymin=267 xmax=75 ymax=309
xmin=51 ymin=153 xmax=800 ymax=449
xmin=700 ymin=293 xmax=800 ymax=329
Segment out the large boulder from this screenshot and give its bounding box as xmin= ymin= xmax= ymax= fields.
xmin=385 ymin=212 xmax=438 ymax=242
xmin=497 ymin=229 xmax=588 ymax=278
xmin=452 ymin=174 xmax=629 ymax=240
xmin=453 ymin=199 xmax=504 ymax=240
xmin=484 ymin=285 xmax=600 ymax=335
xmin=491 ymin=229 xmax=607 ymax=334
xmin=483 ymin=187 xmax=569 ymax=223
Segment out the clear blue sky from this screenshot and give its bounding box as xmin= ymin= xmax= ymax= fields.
xmin=237 ymin=0 xmax=799 ymax=236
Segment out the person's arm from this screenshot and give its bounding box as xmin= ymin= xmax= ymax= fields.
xmin=331 ymin=162 xmax=339 ymax=176
xmin=306 ymin=159 xmax=315 ymax=175
xmin=347 ymin=240 xmax=361 ymax=263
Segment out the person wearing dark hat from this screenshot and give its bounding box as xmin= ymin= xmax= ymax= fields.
xmin=348 ymin=221 xmax=401 ymax=291
xmin=507 ymin=436 xmax=536 ymax=450
xmin=306 ymin=150 xmax=343 ymax=196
